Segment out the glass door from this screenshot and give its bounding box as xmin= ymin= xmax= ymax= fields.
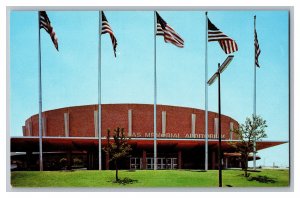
xmin=166 ymin=158 xmax=172 ymax=169
xmin=130 ymin=157 xmax=142 ymax=169
xmin=157 ymin=158 xmax=166 ymax=169
xmin=172 ymin=158 xmax=178 ymax=169
xmin=146 ymin=158 xmax=154 ymax=169
xmin=143 ymin=157 xmax=178 ymax=170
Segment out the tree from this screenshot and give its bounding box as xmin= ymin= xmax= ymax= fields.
xmin=104 ymin=127 xmax=132 ymax=181
xmin=231 ymin=115 xmax=267 ymax=177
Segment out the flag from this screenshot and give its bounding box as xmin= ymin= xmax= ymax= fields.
xmin=208 ymin=18 xmax=238 ymax=54
xmin=101 ymin=11 xmax=117 ymax=57
xmin=254 ymin=29 xmax=261 ymax=67
xmin=156 ymin=11 xmax=184 ymax=48
xmin=39 ymin=11 xmax=59 ymax=51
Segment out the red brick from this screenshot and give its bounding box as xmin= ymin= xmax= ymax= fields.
xmin=24 ymin=104 xmax=239 ymax=140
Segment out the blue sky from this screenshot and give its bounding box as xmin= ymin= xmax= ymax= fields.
xmin=10 ymin=10 xmax=289 ymax=167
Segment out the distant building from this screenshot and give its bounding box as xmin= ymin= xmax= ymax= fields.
xmin=10 ymin=104 xmax=285 ymax=170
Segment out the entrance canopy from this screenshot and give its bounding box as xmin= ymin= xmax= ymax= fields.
xmin=11 ymin=136 xmax=286 ymax=153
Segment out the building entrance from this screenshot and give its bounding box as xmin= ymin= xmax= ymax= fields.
xmin=130 ymin=157 xmax=178 ymax=170
xmin=156 ymin=158 xmax=178 ymax=169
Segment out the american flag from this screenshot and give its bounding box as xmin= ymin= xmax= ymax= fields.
xmin=208 ymin=18 xmax=238 ymax=54
xmin=39 ymin=11 xmax=58 ymax=51
xmin=156 ymin=11 xmax=184 ymax=48
xmin=101 ymin=11 xmax=117 ymax=57
xmin=254 ymin=29 xmax=261 ymax=67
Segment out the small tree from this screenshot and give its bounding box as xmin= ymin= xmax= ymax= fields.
xmin=232 ymin=115 xmax=267 ymax=177
xmin=104 ymin=127 xmax=132 ymax=181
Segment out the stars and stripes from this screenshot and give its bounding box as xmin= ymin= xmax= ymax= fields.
xmin=156 ymin=11 xmax=184 ymax=48
xmin=207 ymin=18 xmax=238 ymax=54
xmin=101 ymin=11 xmax=118 ymax=57
xmin=254 ymin=29 xmax=261 ymax=67
xmin=39 ymin=11 xmax=59 ymax=51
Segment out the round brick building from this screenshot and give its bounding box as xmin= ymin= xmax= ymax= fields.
xmin=23 ymin=104 xmax=239 ymax=139
xmin=11 ymin=104 xmax=284 ymax=170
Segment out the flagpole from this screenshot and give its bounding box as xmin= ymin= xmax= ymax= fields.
xmin=204 ymin=11 xmax=208 ymax=171
xmin=217 ymin=63 xmax=222 ymax=187
xmin=38 ymin=11 xmax=44 ymax=171
xmin=253 ymin=15 xmax=257 ymax=171
xmin=98 ymin=10 xmax=102 ymax=170
xmin=153 ymin=11 xmax=157 ymax=170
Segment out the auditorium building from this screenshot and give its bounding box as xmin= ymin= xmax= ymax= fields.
xmin=10 ymin=104 xmax=285 ymax=170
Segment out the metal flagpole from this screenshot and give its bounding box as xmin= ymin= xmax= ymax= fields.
xmin=204 ymin=11 xmax=208 ymax=171
xmin=153 ymin=11 xmax=157 ymax=170
xmin=253 ymin=15 xmax=257 ymax=171
xmin=208 ymin=56 xmax=234 ymax=187
xmin=217 ymin=63 xmax=222 ymax=187
xmin=38 ymin=11 xmax=43 ymax=171
xmin=98 ymin=11 xmax=102 ymax=170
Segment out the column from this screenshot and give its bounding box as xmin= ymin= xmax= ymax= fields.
xmin=87 ymin=152 xmax=92 ymax=170
xmin=142 ymin=150 xmax=147 ymax=169
xmin=214 ymin=118 xmax=219 ymax=138
xmin=94 ymin=110 xmax=98 ymax=137
xmin=67 ymin=151 xmax=72 ymax=170
xmin=191 ymin=114 xmax=196 ymax=138
xmin=230 ymin=122 xmax=234 ymax=140
xmin=105 ymin=152 xmax=110 ymax=170
xmin=91 ymin=152 xmax=94 ymax=169
xmin=42 ymin=116 xmax=47 ymax=136
xmin=27 ymin=121 xmax=32 ymax=136
xmin=64 ymin=112 xmax=69 ymax=137
xmin=162 ymin=111 xmax=166 ymax=137
xmin=25 ymin=151 xmax=32 ymax=170
xmin=22 ymin=126 xmax=26 ymax=136
xmin=212 ymin=151 xmax=216 ymax=169
xmin=178 ymin=150 xmax=182 ymax=169
xmin=128 ymin=109 xmax=132 ymax=136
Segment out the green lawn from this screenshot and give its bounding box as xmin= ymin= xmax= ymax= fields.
xmin=11 ymin=169 xmax=289 ymax=188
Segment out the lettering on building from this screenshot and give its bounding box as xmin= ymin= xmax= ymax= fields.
xmin=129 ymin=131 xmax=226 ymax=139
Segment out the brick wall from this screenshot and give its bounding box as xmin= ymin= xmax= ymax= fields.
xmin=24 ymin=104 xmax=239 ymax=140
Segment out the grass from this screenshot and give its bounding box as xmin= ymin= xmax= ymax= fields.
xmin=10 ymin=169 xmax=289 ymax=188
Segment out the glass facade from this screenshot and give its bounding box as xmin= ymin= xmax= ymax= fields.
xmin=130 ymin=157 xmax=178 ymax=170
